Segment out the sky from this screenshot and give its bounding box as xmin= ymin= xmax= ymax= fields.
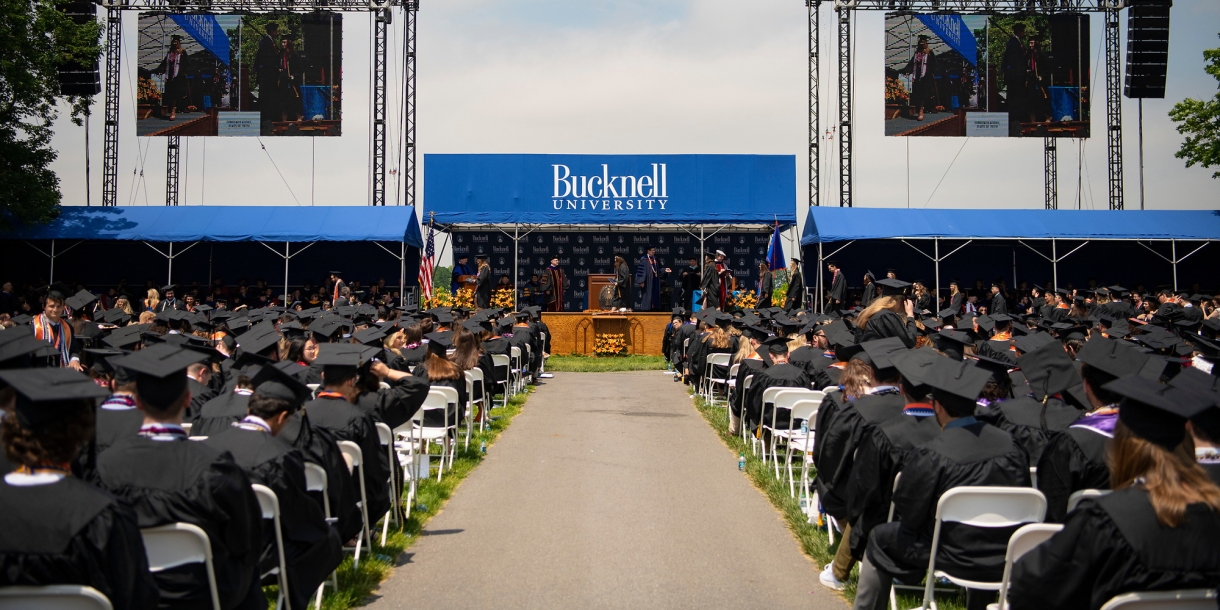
xmin=47 ymin=0 xmax=1220 ymax=237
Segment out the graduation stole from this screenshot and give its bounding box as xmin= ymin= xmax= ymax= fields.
xmin=14 ymin=462 xmax=72 ymax=477
xmin=1070 ymin=406 xmax=1119 ymax=438
xmin=33 ymin=313 xmax=72 ymax=366
xmin=316 ymin=391 xmax=346 ymax=400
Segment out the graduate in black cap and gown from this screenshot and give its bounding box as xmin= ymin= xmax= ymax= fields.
xmin=855 ymin=279 xmax=918 ymax=348
xmin=204 ymin=365 xmax=344 ymax=610
xmin=1008 ymin=375 xmax=1220 ymax=610
xmin=0 ymin=368 xmax=161 ymax=609
xmin=699 ymin=253 xmax=720 ymax=309
xmin=741 ymin=335 xmax=812 ymax=435
xmin=785 ymin=258 xmax=806 ymax=311
xmin=413 ymin=332 xmax=469 ymax=427
xmin=851 ymin=358 xmax=1030 ymax=610
xmin=475 ymin=257 xmax=492 ymax=309
xmin=94 ymin=344 xmax=266 ymax=609
xmin=825 ymin=261 xmax=846 ymax=312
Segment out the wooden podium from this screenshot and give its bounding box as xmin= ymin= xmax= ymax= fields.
xmin=588 ymin=274 xmax=615 ymax=310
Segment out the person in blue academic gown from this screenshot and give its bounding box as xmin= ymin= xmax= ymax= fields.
xmin=635 ymin=245 xmax=669 ymax=312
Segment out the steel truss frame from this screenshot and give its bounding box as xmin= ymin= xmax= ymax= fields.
xmin=813 ymin=0 xmax=1126 ymax=209
xmin=98 ymin=0 xmax=417 ymax=207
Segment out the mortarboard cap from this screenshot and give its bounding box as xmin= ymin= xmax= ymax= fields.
xmin=1104 ymin=374 xmax=1217 ymax=450
xmin=65 ymin=290 xmax=97 ymax=312
xmin=237 ymin=322 xmax=282 ymax=356
xmin=761 ymin=335 xmax=790 ymax=356
xmin=0 ymin=368 xmax=111 ymax=431
xmin=0 ymin=326 xmax=55 ymax=365
xmin=425 ymin=331 xmax=454 ymax=356
xmin=875 ymin=278 xmax=911 ymax=297
xmin=860 ymin=337 xmax=907 ymax=371
xmin=112 ymin=343 xmax=207 ymax=408
xmin=1016 ymin=341 xmax=1081 ymax=400
xmin=251 ymin=363 xmax=312 ymax=407
xmin=1075 ymin=337 xmax=1152 ymax=379
xmin=313 ymin=344 xmax=364 ymax=370
xmin=924 ymin=358 xmax=992 ymax=409
xmin=463 ymin=319 xmax=493 ymax=335
xmin=352 ymin=326 xmax=388 ymax=346
xmin=934 ymin=329 xmax=972 ymax=361
xmin=890 ymin=348 xmax=943 ymax=387
xmin=11 ymin=314 xmax=32 ymax=326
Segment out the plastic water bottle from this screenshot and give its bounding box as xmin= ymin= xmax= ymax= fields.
xmin=738 ymin=453 xmax=746 ymax=472
xmin=800 ymin=419 xmax=809 ymax=435
xmin=480 ymin=440 xmax=487 ymax=454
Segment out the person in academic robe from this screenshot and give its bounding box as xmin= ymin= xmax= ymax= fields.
xmin=94 ymin=344 xmax=266 ymax=610
xmin=1008 ymin=375 xmax=1220 ymax=610
xmin=185 ymin=360 xmax=217 ymax=422
xmin=713 ymin=250 xmax=732 ymax=308
xmin=0 ymin=368 xmax=161 ymax=609
xmin=452 ymin=255 xmax=477 ymax=296
xmin=538 ymin=257 xmax=567 ymax=313
xmin=154 ymin=285 xmax=186 ymax=312
xmin=913 ymin=281 xmax=935 ymax=315
xmin=687 ymin=313 xmax=737 ymax=391
xmin=854 ymin=280 xmax=918 ymax=349
xmin=816 ymin=339 xmax=910 ymax=590
xmin=741 ymin=336 xmax=812 ymax=436
xmin=757 ymin=261 xmax=775 ymax=309
xmin=354 ymin=358 xmax=430 ymax=430
xmin=851 ymin=358 xmax=1030 ymax=610
xmin=670 ymin=310 xmax=699 ymax=377
xmin=699 ymin=254 xmax=721 ymax=309
xmin=678 ymin=257 xmax=700 ymax=313
xmin=32 ymin=290 xmax=83 ymax=370
xmin=635 ymin=246 xmax=669 ymax=312
xmin=662 ymin=311 xmax=682 ymax=367
xmin=728 ymin=325 xmax=770 ymax=433
xmin=860 ymin=271 xmax=877 ymax=308
xmin=947 ymin=280 xmax=966 ymax=315
xmin=974 ymin=341 xmax=1083 ymax=466
xmin=152 ymin=35 xmax=191 ymax=121
xmin=475 ymin=257 xmax=492 ymax=309
xmin=1037 ymin=337 xmax=1156 ymax=523
xmin=826 ymin=260 xmax=846 ymax=313
xmin=897 ymin=35 xmax=939 ymax=121
xmin=204 ymin=366 xmax=344 ymax=610
xmin=412 ymin=333 xmax=470 ymax=426
xmin=612 ymin=256 xmax=631 ymax=309
xmin=256 ymin=22 xmax=282 ymax=134
xmin=190 ymin=375 xmax=255 ymax=437
xmin=1002 ymin=23 xmax=1031 ymax=136
xmin=306 ymin=346 xmax=394 ymax=528
xmin=989 ymin=283 xmax=1008 ymax=315
xmin=839 ymin=350 xmax=942 ymax=577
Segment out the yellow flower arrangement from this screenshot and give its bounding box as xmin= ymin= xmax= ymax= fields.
xmin=772 ymin=283 xmax=789 ymax=307
xmin=593 ymin=333 xmax=628 ymax=356
xmin=422 ymin=287 xmax=454 ymax=310
xmin=731 ymin=290 xmax=757 ymax=310
xmin=490 ymin=288 xmax=515 ymax=309
xmin=453 ymin=287 xmax=476 ymax=309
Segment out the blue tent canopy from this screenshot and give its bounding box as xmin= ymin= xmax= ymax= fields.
xmin=2 ymin=206 xmax=424 ymax=248
xmin=802 ymin=208 xmax=1220 ymax=244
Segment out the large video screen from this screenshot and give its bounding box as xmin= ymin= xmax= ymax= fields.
xmin=137 ymin=13 xmax=342 ymax=137
xmin=884 ymin=13 xmax=1089 ymax=138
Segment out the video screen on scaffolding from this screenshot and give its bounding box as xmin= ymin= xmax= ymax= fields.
xmin=137 ymin=12 xmax=342 ymax=137
xmin=884 ymin=12 xmax=1090 ymax=138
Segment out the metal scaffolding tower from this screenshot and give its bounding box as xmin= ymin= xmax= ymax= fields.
xmin=371 ymin=9 xmax=389 ymax=206
xmin=403 ymin=1 xmax=418 ymax=206
xmin=1105 ymin=5 xmax=1125 ymax=209
xmin=166 ymin=137 xmax=180 ymax=205
xmin=101 ymin=7 xmax=121 ymax=208
xmin=1044 ymin=138 xmax=1058 ymax=209
xmin=808 ymin=0 xmax=821 ymax=209
xmin=837 ymin=6 xmax=852 ymax=208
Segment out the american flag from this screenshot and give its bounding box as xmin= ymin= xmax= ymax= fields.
xmin=419 ymin=223 xmax=435 ymax=300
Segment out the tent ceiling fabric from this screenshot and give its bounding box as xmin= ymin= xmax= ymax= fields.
xmin=1 ymin=206 xmax=424 ymax=248
xmin=801 ymin=208 xmax=1220 ymax=244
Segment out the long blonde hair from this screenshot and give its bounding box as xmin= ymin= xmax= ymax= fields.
xmin=145 ymin=288 xmax=160 ymax=311
xmin=855 ymin=295 xmax=904 ymax=328
xmin=1109 ymin=421 xmax=1220 ymax=527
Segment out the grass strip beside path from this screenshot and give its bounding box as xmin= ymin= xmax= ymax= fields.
xmin=546 ymin=354 xmax=669 ymax=372
xmin=293 ymin=387 xmax=534 ymax=609
xmin=689 ymin=391 xmax=968 ymax=610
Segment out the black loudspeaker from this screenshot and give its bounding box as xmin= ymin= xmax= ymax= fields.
xmin=58 ymin=1 xmax=101 ymax=96
xmin=1124 ymin=0 xmax=1172 ymax=99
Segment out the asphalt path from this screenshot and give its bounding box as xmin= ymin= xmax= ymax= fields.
xmin=366 ymin=370 xmax=844 ymax=609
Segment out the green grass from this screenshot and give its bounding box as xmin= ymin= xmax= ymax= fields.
xmin=545 ymin=354 xmax=669 ymax=372
xmin=266 ymin=387 xmax=534 ymax=609
xmin=689 ymin=390 xmax=969 ymax=610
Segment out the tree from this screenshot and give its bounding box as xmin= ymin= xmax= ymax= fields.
xmin=1169 ymin=34 xmax=1220 ymax=179
xmin=0 ymin=0 xmax=101 ymax=228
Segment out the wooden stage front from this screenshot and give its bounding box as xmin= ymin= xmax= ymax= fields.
xmin=541 ymin=312 xmax=672 ymax=356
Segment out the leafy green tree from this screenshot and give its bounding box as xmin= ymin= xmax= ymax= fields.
xmin=432 ymin=266 xmax=452 ymax=291
xmin=0 ymin=0 xmax=101 ymax=227
xmin=1169 ymin=34 xmax=1220 ymax=178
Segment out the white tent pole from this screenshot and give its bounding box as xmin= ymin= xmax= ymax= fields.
xmin=168 ymin=242 xmax=174 ymax=286
xmin=817 ymin=242 xmax=824 ymax=314
xmin=1172 ymin=239 xmax=1178 ymax=293
xmin=934 ymin=238 xmax=940 ymax=309
xmin=49 ymin=239 xmax=56 ymax=284
xmin=284 ymin=242 xmax=290 ymax=306
xmin=1052 ymin=239 xmax=1058 ymax=291
xmin=400 ymin=241 xmax=406 ymax=308
xmin=513 ymin=224 xmax=519 ymax=310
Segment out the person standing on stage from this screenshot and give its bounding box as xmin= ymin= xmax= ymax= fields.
xmin=327 ymin=271 xmax=347 ymax=306
xmin=826 ymin=260 xmax=845 ymax=312
xmin=152 ymin=35 xmax=190 ymax=122
xmin=1003 ymin=23 xmax=1030 ymax=137
xmin=785 ymin=257 xmax=806 ymax=311
xmin=714 ymin=250 xmax=731 ymax=308
xmin=256 ymin=22 xmax=281 ymax=135
xmin=475 ymin=256 xmax=492 ymax=308
xmin=452 ymin=255 xmax=476 ymax=295
xmin=538 ymin=256 xmax=567 ymax=312
xmin=758 ymin=261 xmax=775 ymax=308
xmin=990 ymin=282 xmax=1009 ymax=315
xmin=700 ymin=253 xmax=720 ymax=309
xmin=635 ymin=245 xmax=669 ymax=312
xmin=679 ymin=257 xmax=700 ymax=313
xmin=612 ymin=256 xmax=631 ymax=309
xmin=33 ymin=291 xmax=83 ymax=370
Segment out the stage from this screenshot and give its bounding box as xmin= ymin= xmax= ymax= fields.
xmin=541 ymin=312 xmax=672 ymax=356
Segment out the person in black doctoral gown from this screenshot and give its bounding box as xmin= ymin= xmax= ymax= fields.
xmin=757 ymin=261 xmax=774 ymax=308
xmin=852 ymin=357 xmax=1030 ymax=610
xmin=699 ymin=253 xmax=720 ymax=309
xmin=1008 ymin=375 xmax=1220 ymax=610
xmin=741 ymin=336 xmax=812 ymax=437
xmin=860 ymin=271 xmax=877 ymax=309
xmin=974 ymin=341 xmax=1083 ymax=466
xmin=855 ymin=279 xmax=918 ymax=348
xmin=1037 ymin=337 xmax=1155 ymax=523
xmin=95 ymin=344 xmax=266 ymax=609
xmin=670 ymin=311 xmax=699 ymax=377
xmin=204 ymin=365 xmax=343 ymax=610
xmin=825 ymin=260 xmax=846 ymax=312
xmin=306 ymin=345 xmax=394 ymax=530
xmin=784 ymin=258 xmax=806 ymax=311
xmin=78 ymin=353 xmax=145 ymax=480
xmin=475 ymin=256 xmax=492 ymax=309
xmin=190 ymin=370 xmax=255 ymax=437
xmin=0 ymin=368 xmax=160 ymax=609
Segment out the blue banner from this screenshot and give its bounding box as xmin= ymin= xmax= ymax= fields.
xmin=915 ymin=14 xmax=977 ymax=66
xmin=169 ymin=14 xmax=230 ymax=66
xmin=425 ymin=154 xmax=796 ymax=226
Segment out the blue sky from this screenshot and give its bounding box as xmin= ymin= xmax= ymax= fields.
xmin=47 ymin=0 xmax=1219 ymax=221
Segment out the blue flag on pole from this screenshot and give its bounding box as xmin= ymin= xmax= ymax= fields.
xmin=766 ymin=222 xmax=785 ymax=271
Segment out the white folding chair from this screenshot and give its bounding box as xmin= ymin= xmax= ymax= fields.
xmin=491 ymin=354 xmax=511 ymax=407
xmin=760 ymin=388 xmax=816 ymax=466
xmin=739 ymin=374 xmax=755 ymax=447
xmin=911 ymin=487 xmax=1048 ymax=610
xmin=768 ymin=389 xmax=822 ymax=476
xmin=189 ymin=436 xmax=208 ymax=441
xmin=0 ymin=585 xmax=113 ymax=610
xmin=466 ymin=367 xmax=488 ymax=433
xmin=1099 ymin=589 xmax=1218 ymax=610
xmin=141 ymin=523 xmax=220 ymax=610
xmin=724 ymin=362 xmax=742 ymax=422
xmin=704 ymin=353 xmax=732 ymax=406
xmin=302 ymin=463 xmax=335 ymax=610
xmin=778 ymin=398 xmax=821 ymax=499
xmin=417 ymin=387 xmax=458 ymax=480
xmin=337 ymin=440 xmax=373 ymax=569
xmin=375 ymin=422 xmax=400 ymax=545
xmin=538 ymin=332 xmax=548 ymax=374
xmin=251 ymin=484 xmax=291 ymax=610
xmin=986 ymin=523 xmax=1063 ymax=610
xmin=509 ymin=346 xmax=525 ymax=394
xmin=392 ymin=407 xmax=425 ymax=521
xmin=1067 ymin=488 xmax=1112 ymax=513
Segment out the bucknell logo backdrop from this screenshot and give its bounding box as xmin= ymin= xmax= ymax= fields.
xmin=453 ymin=231 xmax=772 ymax=311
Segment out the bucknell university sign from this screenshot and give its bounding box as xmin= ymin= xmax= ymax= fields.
xmin=551 ymin=164 xmax=668 ymax=212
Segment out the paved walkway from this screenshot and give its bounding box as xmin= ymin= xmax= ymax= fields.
xmin=366 ymin=371 xmax=844 ymax=609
